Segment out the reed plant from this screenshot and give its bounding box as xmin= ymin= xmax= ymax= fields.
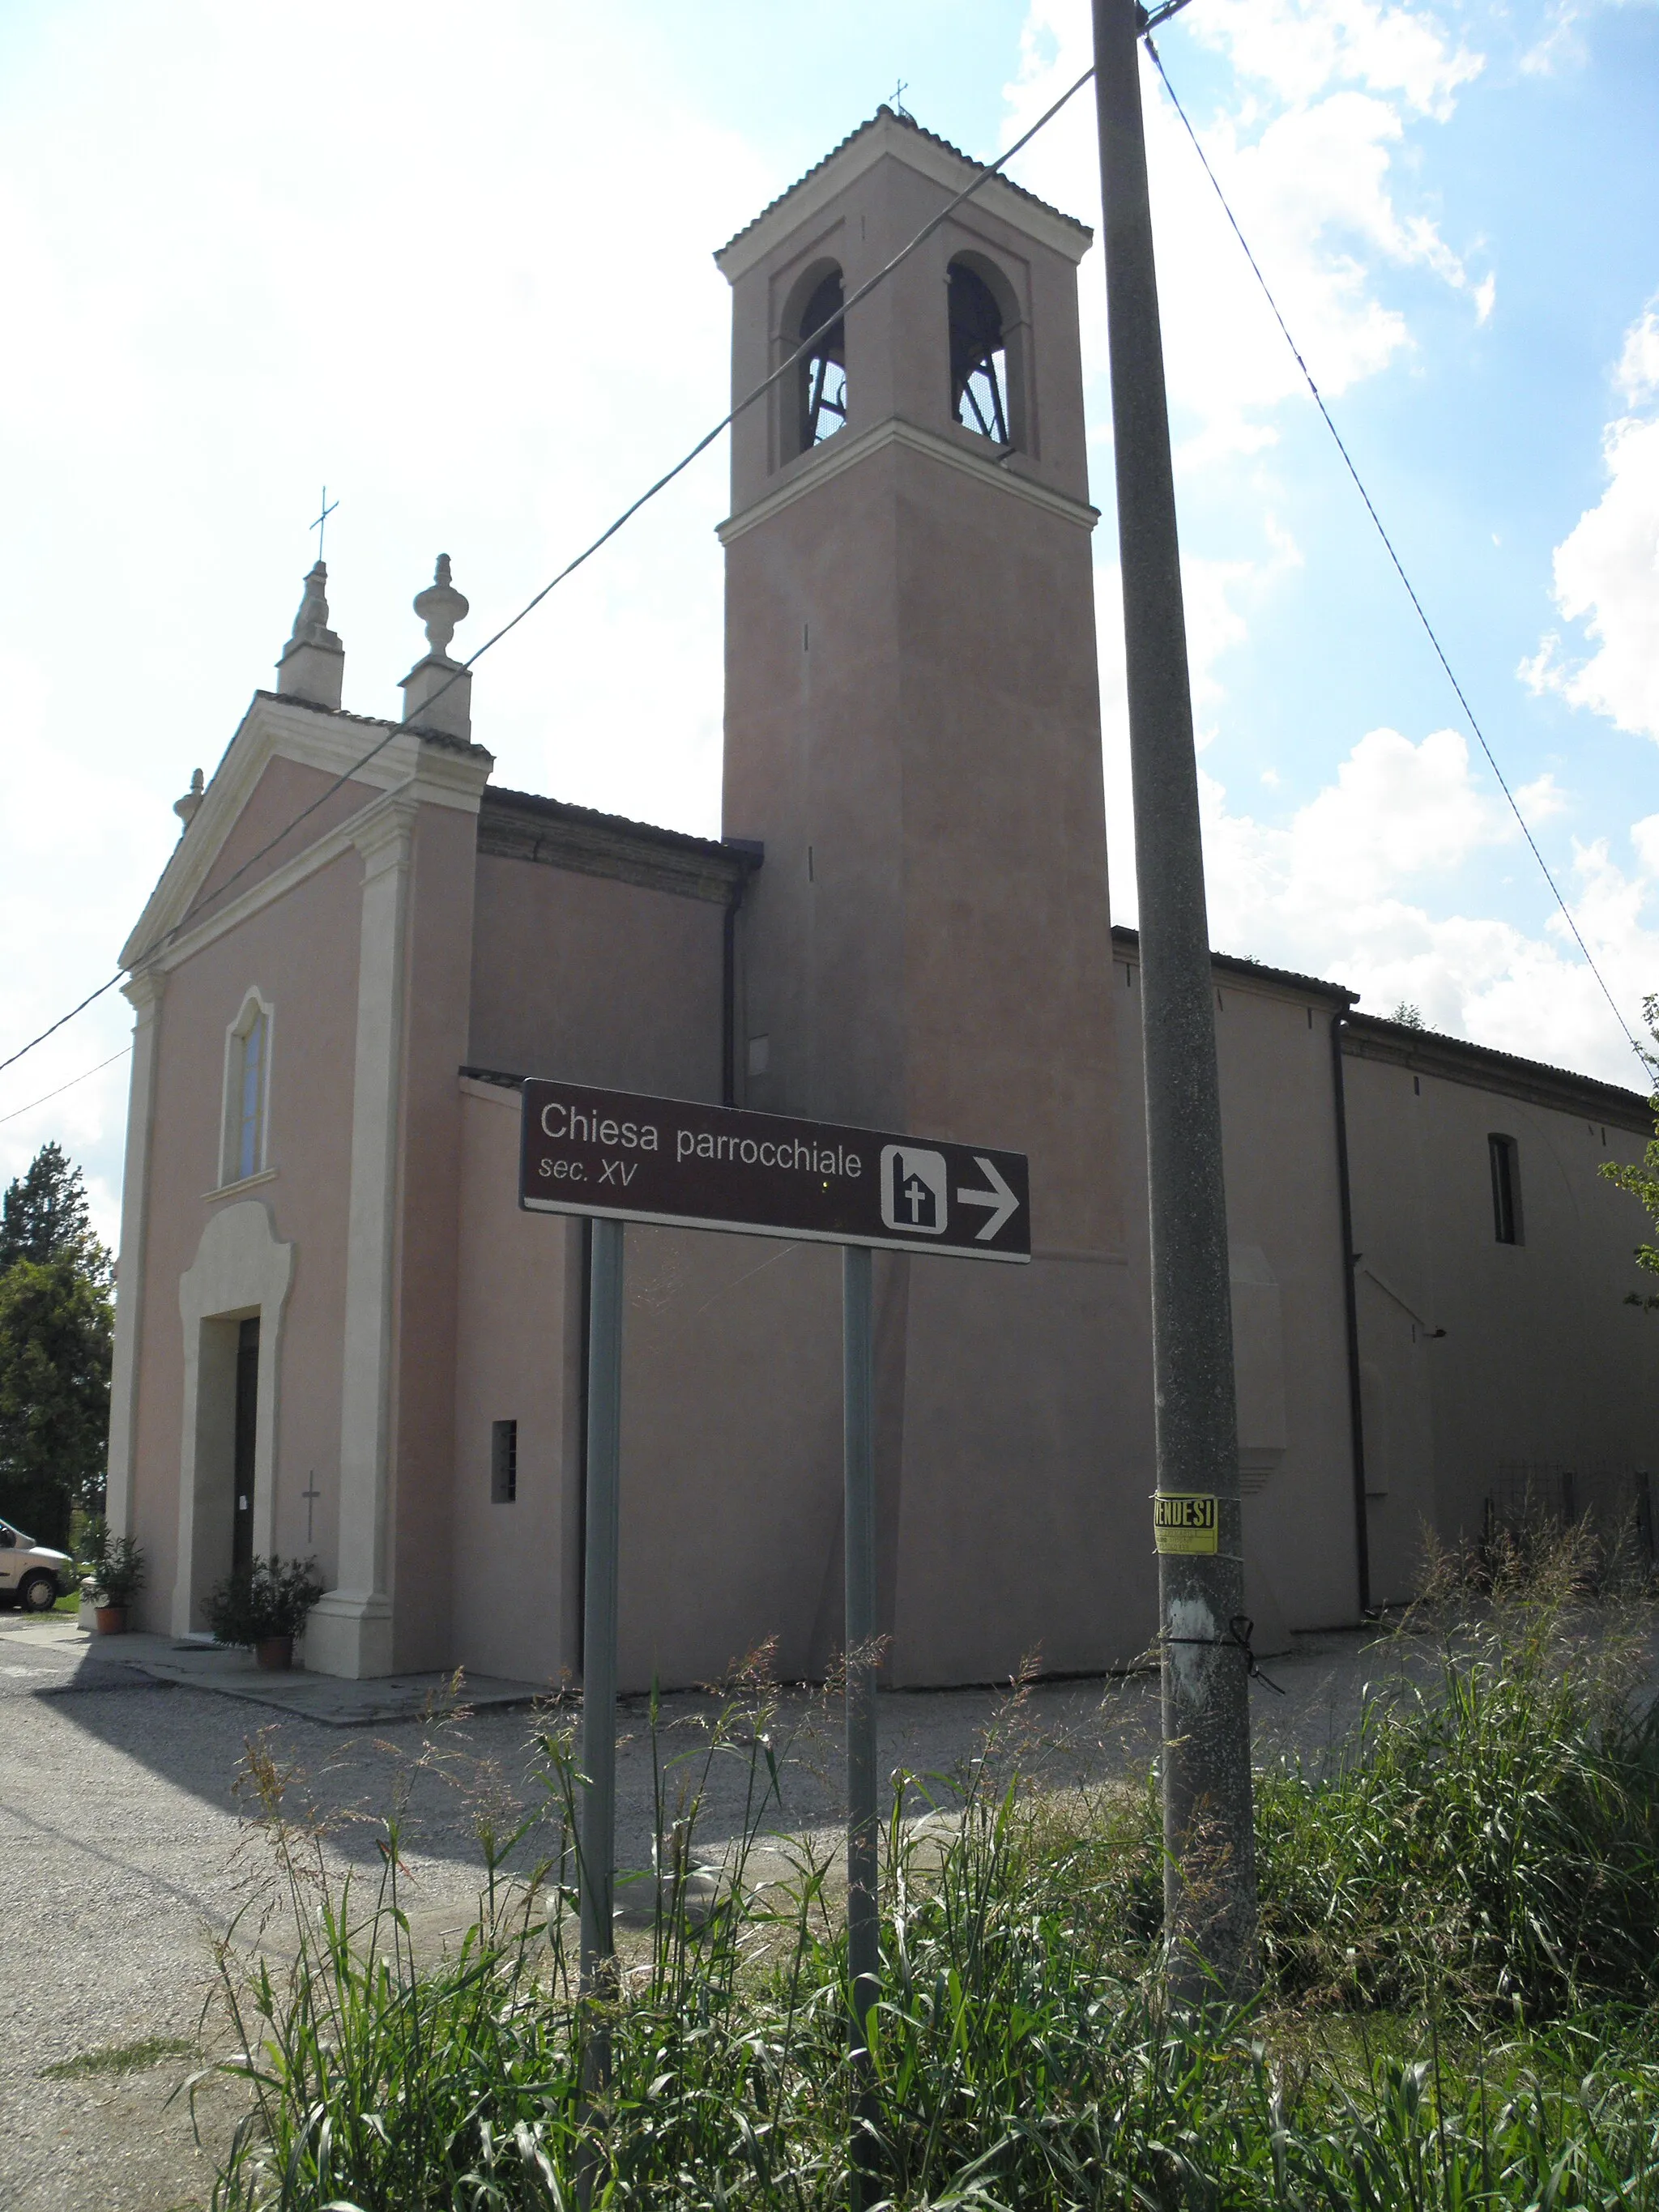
xmin=1254 ymin=1529 xmax=1659 ymax=2018
xmin=198 ymin=1542 xmax=1659 ymax=2210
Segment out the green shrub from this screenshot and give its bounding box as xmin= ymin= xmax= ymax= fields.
xmin=204 ymin=1555 xmax=323 ymax=1648
xmin=82 ymin=1519 xmax=146 ymax=1606
xmin=202 ymin=1560 xmax=1659 ymax=2210
xmin=1256 ymin=1542 xmax=1659 ymax=2018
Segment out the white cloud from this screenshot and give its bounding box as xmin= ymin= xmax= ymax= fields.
xmin=1192 ymin=733 xmax=1657 ymax=1086
xmin=1515 ymin=0 xmax=1653 ymax=79
xmin=1098 ymin=612 xmax=1653 ymax=1089
xmin=0 ymin=653 xmax=176 ymax=1244
xmin=1002 ymin=0 xmax=1488 ymax=461
xmin=1181 ymin=521 xmax=1303 ymax=736
xmin=0 ymin=1 xmax=770 ymax=1225
xmin=1616 ymin=305 xmax=1659 ymax=407
xmin=1188 ymin=0 xmax=1483 ymax=120
xmin=1524 ymin=300 xmax=1659 ymax=744
xmin=1516 ymin=771 xmax=1569 ymax=825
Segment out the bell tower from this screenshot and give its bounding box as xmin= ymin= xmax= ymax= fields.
xmin=717 ymin=111 xmax=1137 ymax=1681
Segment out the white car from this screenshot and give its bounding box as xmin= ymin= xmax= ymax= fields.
xmin=0 ymin=1519 xmax=73 ymax=1613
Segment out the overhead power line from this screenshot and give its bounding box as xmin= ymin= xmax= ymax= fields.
xmin=0 ymin=1046 xmax=132 ymax=1127
xmin=0 ymin=67 xmax=1098 ymax=1089
xmin=1143 ymin=34 xmax=1648 ymax=1076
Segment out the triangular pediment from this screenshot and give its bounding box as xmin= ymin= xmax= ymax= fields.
xmin=121 ymin=693 xmax=489 ymax=973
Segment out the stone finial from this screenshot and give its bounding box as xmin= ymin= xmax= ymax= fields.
xmin=399 ymin=553 xmax=473 ymax=740
xmin=276 ymin=560 xmax=346 ymax=709
xmin=414 ymin=554 xmax=469 ymax=656
xmin=173 ymin=768 xmax=205 ymax=829
xmin=289 ymin=561 xmax=341 ymax=650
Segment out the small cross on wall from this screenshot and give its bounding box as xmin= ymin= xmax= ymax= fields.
xmin=300 ymin=1473 xmax=323 ymax=1545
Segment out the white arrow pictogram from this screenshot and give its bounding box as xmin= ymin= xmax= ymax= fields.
xmin=956 ymin=1156 xmax=1018 ymax=1242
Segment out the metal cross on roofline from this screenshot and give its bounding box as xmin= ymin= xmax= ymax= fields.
xmin=310 ymin=485 xmax=339 ymax=565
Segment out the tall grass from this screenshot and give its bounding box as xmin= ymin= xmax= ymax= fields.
xmin=199 ymin=1549 xmax=1659 ymax=2210
xmin=1255 ymin=1533 xmax=1659 ymax=2018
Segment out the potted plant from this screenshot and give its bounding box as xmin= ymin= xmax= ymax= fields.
xmin=83 ymin=1524 xmax=146 ymax=1633
xmin=205 ymin=1554 xmax=324 ymax=1669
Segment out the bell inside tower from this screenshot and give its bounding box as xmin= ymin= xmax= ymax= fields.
xmin=796 ymin=268 xmax=847 ymax=449
xmin=947 ymin=258 xmax=1011 ymax=445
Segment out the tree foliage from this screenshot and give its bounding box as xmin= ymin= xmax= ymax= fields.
xmin=0 ymin=1139 xmax=110 ymax=1279
xmin=0 ymin=1144 xmax=114 ymax=1545
xmin=1599 ymin=994 xmax=1659 ymax=1312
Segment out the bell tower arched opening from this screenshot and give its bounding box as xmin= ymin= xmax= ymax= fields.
xmin=947 ymin=254 xmax=1021 ymax=450
xmin=780 ymin=261 xmax=847 ymax=463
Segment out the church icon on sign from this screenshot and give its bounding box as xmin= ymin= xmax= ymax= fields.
xmin=880 ymin=1145 xmax=949 ymax=1236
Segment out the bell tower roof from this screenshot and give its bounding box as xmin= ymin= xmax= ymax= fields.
xmin=715 ymin=105 xmax=1091 ymax=282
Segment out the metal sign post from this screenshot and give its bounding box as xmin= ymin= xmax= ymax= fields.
xmin=842 ymin=1243 xmax=879 ymax=2196
xmin=519 ymin=1079 xmax=1029 ymax=2201
xmin=576 ymin=1215 xmax=624 ymax=2204
xmin=578 ymin=1217 xmax=625 ymax=2001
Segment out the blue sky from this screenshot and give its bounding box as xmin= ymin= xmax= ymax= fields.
xmin=1 ymin=0 xmax=1656 ymax=1240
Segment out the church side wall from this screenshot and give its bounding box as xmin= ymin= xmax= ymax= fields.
xmin=451 ymin=1080 xmax=582 ymax=1686
xmin=1342 ymin=1046 xmax=1659 ymax=1597
xmin=890 ymin=1251 xmax=1153 ymax=1682
xmin=615 ymin=1226 xmax=843 ymax=1691
xmin=467 ymin=855 xmax=725 ymax=1098
xmin=451 ymin=1083 xmax=848 ymax=1694
xmin=1114 ymin=955 xmax=1363 ymax=1639
xmin=126 ymin=850 xmax=361 ymax=1629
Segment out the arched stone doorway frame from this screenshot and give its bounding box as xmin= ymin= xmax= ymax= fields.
xmin=172 ymin=1201 xmax=294 ymax=1636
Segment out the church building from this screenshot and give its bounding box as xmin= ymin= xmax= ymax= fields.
xmin=104 ymin=110 xmax=1659 ymax=1684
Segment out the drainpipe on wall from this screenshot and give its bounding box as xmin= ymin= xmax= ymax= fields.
xmin=574 ymin=1216 xmax=592 ymax=1675
xmin=720 ymin=840 xmax=764 ymax=1109
xmin=722 ymin=901 xmax=738 ymax=1108
xmin=1329 ymin=1009 xmax=1372 ymax=1617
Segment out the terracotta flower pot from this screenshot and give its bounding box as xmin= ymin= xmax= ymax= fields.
xmin=95 ymin=1605 xmax=128 ymax=1634
xmin=255 ymin=1634 xmax=294 ymax=1671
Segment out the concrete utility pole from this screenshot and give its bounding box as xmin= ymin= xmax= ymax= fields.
xmin=1090 ymin=0 xmax=1259 ymax=1997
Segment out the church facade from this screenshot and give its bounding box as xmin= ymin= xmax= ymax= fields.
xmin=104 ymin=111 xmax=1659 ymax=1684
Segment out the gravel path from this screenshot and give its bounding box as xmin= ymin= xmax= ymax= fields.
xmin=0 ymin=1611 xmax=1401 ymax=2212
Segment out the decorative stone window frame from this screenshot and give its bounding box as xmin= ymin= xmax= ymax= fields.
xmin=219 ymin=988 xmax=275 ymax=1191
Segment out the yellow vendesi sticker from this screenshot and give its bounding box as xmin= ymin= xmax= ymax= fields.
xmin=1154 ymin=1494 xmax=1218 ymax=1554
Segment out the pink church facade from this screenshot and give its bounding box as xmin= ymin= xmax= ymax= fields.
xmin=104 ymin=112 xmax=1659 ymax=1685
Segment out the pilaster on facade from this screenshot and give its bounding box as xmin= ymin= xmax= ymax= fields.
xmin=104 ymin=966 xmax=166 ymax=1539
xmin=308 ymin=795 xmax=418 ymax=1680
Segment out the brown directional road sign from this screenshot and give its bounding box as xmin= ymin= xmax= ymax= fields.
xmin=519 ymin=1079 xmax=1030 ymax=1262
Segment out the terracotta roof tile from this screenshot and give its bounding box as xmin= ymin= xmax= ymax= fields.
xmin=716 ymin=105 xmax=1091 ymax=262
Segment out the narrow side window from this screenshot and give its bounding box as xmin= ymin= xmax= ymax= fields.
xmin=491 ymin=1419 xmax=518 ymax=1504
xmin=220 ymin=992 xmax=273 ymax=1187
xmin=1489 ymin=1134 xmax=1522 ymax=1246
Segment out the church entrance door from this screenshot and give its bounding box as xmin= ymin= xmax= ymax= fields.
xmin=232 ymin=1317 xmax=259 ymax=1577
